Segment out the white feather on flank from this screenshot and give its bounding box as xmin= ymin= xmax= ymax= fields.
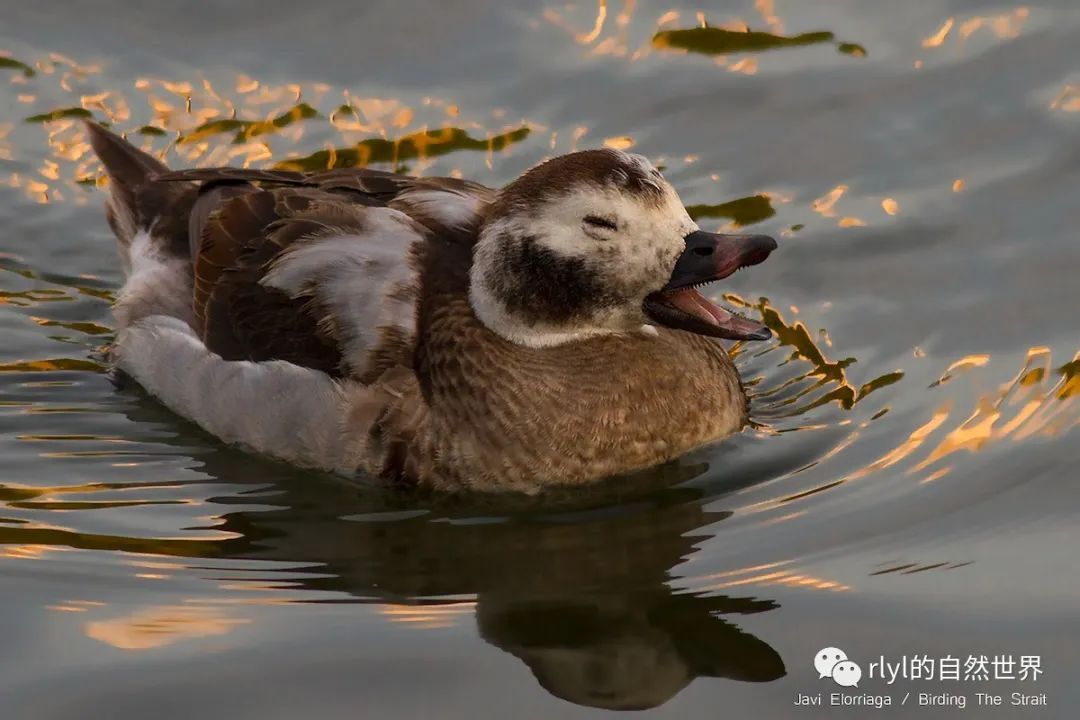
xmin=113 ymin=230 xmax=194 ymax=329
xmin=260 ymin=208 xmax=423 ymax=370
xmin=115 ymin=315 xmax=360 ymax=472
xmin=113 ymin=232 xmax=382 ymax=472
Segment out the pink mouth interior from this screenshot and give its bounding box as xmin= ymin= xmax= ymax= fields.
xmin=663 ymin=288 xmax=767 ymax=336
xmin=666 ymin=288 xmax=731 ymax=325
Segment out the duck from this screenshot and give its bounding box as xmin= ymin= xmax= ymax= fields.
xmin=84 ymin=121 xmax=777 ymax=493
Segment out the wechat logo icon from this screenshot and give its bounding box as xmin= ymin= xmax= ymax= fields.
xmin=815 ymin=647 xmax=862 ymax=688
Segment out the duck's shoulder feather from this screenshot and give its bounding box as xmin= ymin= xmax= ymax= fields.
xmin=155 ymin=167 xmax=495 ymax=381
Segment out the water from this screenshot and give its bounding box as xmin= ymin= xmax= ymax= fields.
xmin=1 ymin=1 xmax=1078 ymax=717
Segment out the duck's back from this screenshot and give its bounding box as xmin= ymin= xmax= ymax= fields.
xmin=155 ymin=166 xmax=495 ymax=382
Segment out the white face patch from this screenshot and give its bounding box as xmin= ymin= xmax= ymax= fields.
xmin=526 ymin=182 xmax=695 ymax=279
xmin=470 ymin=158 xmax=698 ymax=348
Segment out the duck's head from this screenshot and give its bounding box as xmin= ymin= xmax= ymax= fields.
xmin=470 ymin=149 xmax=777 ymax=348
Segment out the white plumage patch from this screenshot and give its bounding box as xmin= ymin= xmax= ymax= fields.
xmin=260 ymin=208 xmax=423 ymax=371
xmin=392 ymin=185 xmax=484 ymax=231
xmin=114 ymin=230 xmax=194 ymax=328
xmin=115 ymin=315 xmax=360 ymax=472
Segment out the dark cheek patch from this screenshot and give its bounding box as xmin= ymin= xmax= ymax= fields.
xmin=485 ymin=233 xmax=621 ymax=326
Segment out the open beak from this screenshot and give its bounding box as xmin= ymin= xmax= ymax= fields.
xmin=644 ymin=230 xmax=777 ymax=341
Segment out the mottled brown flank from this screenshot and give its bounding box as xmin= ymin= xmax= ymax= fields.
xmin=485 ymin=232 xmax=620 ymax=326
xmin=491 ymin=148 xmax=664 ymax=217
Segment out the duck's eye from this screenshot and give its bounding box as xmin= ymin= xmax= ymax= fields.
xmin=582 ymin=215 xmax=618 ymax=232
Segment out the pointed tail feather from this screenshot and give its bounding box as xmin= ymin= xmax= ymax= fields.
xmin=85 ymin=122 xmax=198 ymax=327
xmin=84 ymin=121 xmax=171 ymax=245
xmin=84 ymin=121 xmax=198 ymax=280
xmin=84 ymin=121 xmax=168 ymax=188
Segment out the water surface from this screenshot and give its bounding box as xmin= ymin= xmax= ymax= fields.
xmin=1 ymin=1 xmax=1078 ymax=717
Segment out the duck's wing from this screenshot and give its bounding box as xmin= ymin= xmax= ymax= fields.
xmin=159 ymin=166 xmax=495 ymax=235
xmin=159 ymin=168 xmax=494 ymax=380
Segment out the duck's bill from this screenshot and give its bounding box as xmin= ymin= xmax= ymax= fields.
xmin=643 ymin=230 xmax=777 ymax=341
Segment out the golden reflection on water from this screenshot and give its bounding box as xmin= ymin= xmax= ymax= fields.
xmin=731 ymin=298 xmax=904 ymax=420
xmin=602 ymin=134 xmax=634 ymax=150
xmin=5 ymin=51 xmax=538 ymax=205
xmin=810 ymin=184 xmax=871 ymax=229
xmin=1 ymin=543 xmax=65 ymax=560
xmin=683 ymin=560 xmax=850 ymax=594
xmin=1050 ymin=85 xmax=1080 ymax=112
xmin=932 ymin=354 xmax=991 ymax=386
xmin=379 ymin=601 xmax=476 ymax=630
xmin=913 ymin=7 xmax=1033 ymax=71
xmin=745 ymin=347 xmax=1080 ymax=512
xmin=83 ymin=605 xmax=250 ymax=650
xmin=46 ymin=599 xmax=104 ymax=612
xmin=921 ymin=8 xmax=1030 ymax=50
xmin=914 ymin=348 xmax=1079 ymax=469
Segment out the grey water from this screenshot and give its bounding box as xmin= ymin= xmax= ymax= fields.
xmin=1 ymin=1 xmax=1078 ymax=717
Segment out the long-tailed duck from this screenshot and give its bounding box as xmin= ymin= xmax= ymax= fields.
xmin=85 ymin=121 xmax=776 ymax=492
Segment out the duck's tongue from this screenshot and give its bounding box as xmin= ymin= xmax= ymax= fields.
xmin=642 ymin=230 xmax=777 ymax=341
xmin=657 ymin=288 xmax=772 ymax=341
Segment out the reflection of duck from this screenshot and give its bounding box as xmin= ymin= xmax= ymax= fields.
xmin=203 ymin=457 xmax=785 ymax=710
xmin=85 ymin=123 xmax=777 ymax=492
xmin=480 ymin=594 xmax=783 ymax=710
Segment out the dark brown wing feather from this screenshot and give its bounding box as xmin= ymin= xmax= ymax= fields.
xmin=194 ymin=188 xmax=346 ymax=375
xmin=157 ymin=167 xmax=310 ymax=186
xmin=158 ymin=166 xmax=493 ymax=220
xmin=158 ymin=166 xmax=409 ymax=198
